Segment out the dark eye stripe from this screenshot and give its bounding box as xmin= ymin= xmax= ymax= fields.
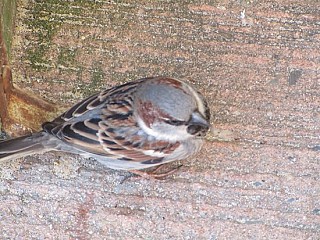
xmin=164 ymin=119 xmax=186 ymax=126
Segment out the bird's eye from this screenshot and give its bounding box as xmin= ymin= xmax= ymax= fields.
xmin=164 ymin=119 xmax=186 ymax=126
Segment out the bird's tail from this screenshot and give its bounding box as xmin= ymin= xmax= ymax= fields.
xmin=0 ymin=132 xmax=55 ymax=162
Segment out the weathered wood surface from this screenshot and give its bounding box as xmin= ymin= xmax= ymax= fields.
xmin=0 ymin=0 xmax=319 ymax=239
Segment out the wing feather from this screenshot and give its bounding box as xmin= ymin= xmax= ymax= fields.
xmin=42 ymin=78 xmax=180 ymax=164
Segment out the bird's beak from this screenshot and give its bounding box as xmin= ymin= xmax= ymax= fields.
xmin=189 ymin=111 xmax=210 ymax=129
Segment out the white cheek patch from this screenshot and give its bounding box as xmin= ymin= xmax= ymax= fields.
xmin=136 ymin=114 xmax=192 ymax=142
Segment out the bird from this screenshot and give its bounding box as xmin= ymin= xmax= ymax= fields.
xmin=0 ymin=77 xmax=210 ymax=176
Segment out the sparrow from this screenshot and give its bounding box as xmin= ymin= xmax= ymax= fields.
xmin=0 ymin=77 xmax=210 ymax=173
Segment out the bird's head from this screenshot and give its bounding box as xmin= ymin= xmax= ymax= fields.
xmin=134 ymin=77 xmax=210 ymax=142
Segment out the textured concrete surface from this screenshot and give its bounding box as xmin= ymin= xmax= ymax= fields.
xmin=0 ymin=0 xmax=319 ymax=239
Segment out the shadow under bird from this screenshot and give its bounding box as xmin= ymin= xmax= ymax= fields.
xmin=0 ymin=77 xmax=210 ymax=174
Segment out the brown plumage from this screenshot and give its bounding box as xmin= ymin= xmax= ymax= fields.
xmin=0 ymin=77 xmax=210 ymax=171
